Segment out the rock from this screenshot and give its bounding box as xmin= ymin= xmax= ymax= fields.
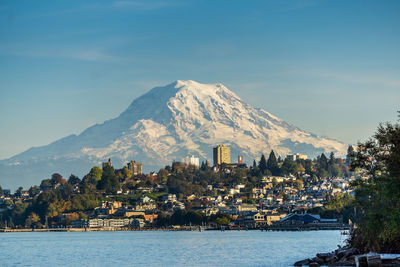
xmin=337 ymin=248 xmax=359 ymax=259
xmin=317 ymin=252 xmax=334 ymax=259
xmin=309 ymin=262 xmax=320 ymax=267
xmin=355 ymin=255 xmax=368 ymax=267
xmin=311 ymin=257 xmax=324 ymax=265
xmin=329 ymin=260 xmax=356 ymax=266
xmin=366 ymin=255 xmax=381 ymax=267
xmin=294 ymin=258 xmax=311 ymax=266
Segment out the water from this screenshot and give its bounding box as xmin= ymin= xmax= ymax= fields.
xmin=0 ymin=230 xmax=346 ymax=266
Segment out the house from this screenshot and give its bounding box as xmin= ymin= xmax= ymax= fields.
xmin=139 ymin=196 xmax=154 ymax=204
xmin=162 ymin=194 xmax=177 ymax=203
xmin=143 ymin=214 xmax=158 ymax=224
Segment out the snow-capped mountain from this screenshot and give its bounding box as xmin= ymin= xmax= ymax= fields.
xmin=0 ymin=80 xmax=348 ymax=189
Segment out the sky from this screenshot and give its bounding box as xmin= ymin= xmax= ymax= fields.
xmin=0 ymin=0 xmax=399 ymax=160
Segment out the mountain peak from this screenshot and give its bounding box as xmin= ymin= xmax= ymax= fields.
xmin=0 ymin=80 xmax=348 ymax=189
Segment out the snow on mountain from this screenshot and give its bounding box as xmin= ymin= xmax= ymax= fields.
xmin=0 ymin=80 xmax=348 ymax=189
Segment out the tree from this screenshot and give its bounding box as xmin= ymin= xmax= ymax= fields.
xmin=97 ymin=165 xmax=120 ymax=193
xmin=294 ymin=179 xmax=303 ymax=191
xmin=16 ymin=187 xmax=23 ymax=197
xmin=40 ymin=179 xmax=52 ymax=189
xmin=216 ymin=216 xmax=230 ymax=225
xmin=349 ymin=113 xmax=400 ymax=253
xmin=84 ymin=166 xmax=102 ymax=185
xmin=25 ymin=212 xmax=40 ymax=228
xmin=281 ymin=158 xmax=298 ymax=176
xmin=272 ymin=177 xmax=278 ymax=187
xmin=319 ymin=153 xmax=329 ymax=172
xmin=68 ymin=174 xmax=81 ymax=185
xmin=267 ymin=150 xmax=280 ymax=176
xmin=157 ymin=168 xmax=169 ymax=183
xmin=251 ymin=160 xmax=260 ymax=176
xmin=258 ymin=154 xmax=267 ymax=174
xmin=121 ymin=166 xmax=132 ymax=179
xmin=346 ymin=145 xmax=355 ymax=166
xmin=51 ymin=173 xmax=66 ymax=185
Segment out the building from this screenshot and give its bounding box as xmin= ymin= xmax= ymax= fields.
xmin=213 ymin=145 xmax=231 ymax=166
xmin=71 ymin=218 xmax=134 ymax=228
xmin=182 ymin=155 xmax=200 ymax=167
xmin=127 ymin=160 xmax=143 ymax=175
xmin=286 ymin=153 xmax=308 ymax=161
xmin=102 ymin=158 xmax=112 ymax=168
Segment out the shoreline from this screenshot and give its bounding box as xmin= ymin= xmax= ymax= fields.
xmin=0 ymin=227 xmax=348 ymax=233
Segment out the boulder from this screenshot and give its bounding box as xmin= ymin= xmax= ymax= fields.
xmin=311 ymin=257 xmax=324 ymax=265
xmin=337 ymin=248 xmax=359 ymax=260
xmin=294 ymin=258 xmax=311 ymax=266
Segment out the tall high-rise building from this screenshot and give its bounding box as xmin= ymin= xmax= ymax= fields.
xmin=213 ymin=145 xmax=231 ymax=166
xmin=182 ymin=155 xmax=200 ymax=167
xmin=127 ymin=160 xmax=143 ymax=175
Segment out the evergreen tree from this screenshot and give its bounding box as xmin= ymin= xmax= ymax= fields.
xmin=318 ymin=153 xmax=329 ymax=177
xmin=258 ymin=154 xmax=267 ymax=174
xmin=346 ymin=145 xmax=355 ymax=166
xmin=200 ymin=161 xmax=206 ymax=171
xmin=329 ymin=152 xmax=335 ymax=165
xmin=68 ymin=174 xmax=81 ymax=185
xmin=267 ymin=150 xmax=280 ymax=176
xmin=251 ymin=159 xmax=260 ymax=176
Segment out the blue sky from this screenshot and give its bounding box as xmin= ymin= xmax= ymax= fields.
xmin=0 ymin=0 xmax=399 ymax=159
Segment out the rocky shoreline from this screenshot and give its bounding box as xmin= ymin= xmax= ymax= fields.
xmin=294 ymin=247 xmax=400 ymax=266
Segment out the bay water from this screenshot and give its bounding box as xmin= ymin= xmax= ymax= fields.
xmin=0 ymin=230 xmax=346 ymax=266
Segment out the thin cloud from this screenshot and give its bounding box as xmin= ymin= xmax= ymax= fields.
xmin=0 ymin=43 xmax=121 ymax=63
xmin=299 ymin=69 xmax=400 ymax=89
xmin=112 ymin=0 xmax=186 ymax=10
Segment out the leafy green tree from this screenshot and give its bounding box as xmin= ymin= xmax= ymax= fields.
xmin=28 ymin=185 xmax=40 ymax=196
xmin=97 ymin=165 xmax=120 ymax=193
xmin=51 ymin=173 xmax=66 ymax=185
xmin=157 ymin=168 xmax=169 ymax=183
xmin=84 ymin=166 xmax=103 ymax=185
xmin=121 ymin=166 xmax=132 ymax=179
xmin=294 ymin=179 xmax=303 ymax=191
xmin=216 ymin=216 xmax=231 ymax=225
xmin=349 ymin=113 xmax=400 ymax=253
xmin=40 ymin=179 xmax=52 ymax=189
xmin=281 ymin=158 xmax=298 ymax=175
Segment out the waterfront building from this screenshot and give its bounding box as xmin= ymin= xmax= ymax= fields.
xmin=213 ymin=145 xmax=231 ymax=166
xmin=127 ymin=160 xmax=143 ymax=175
xmin=71 ymin=218 xmax=134 ymax=228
